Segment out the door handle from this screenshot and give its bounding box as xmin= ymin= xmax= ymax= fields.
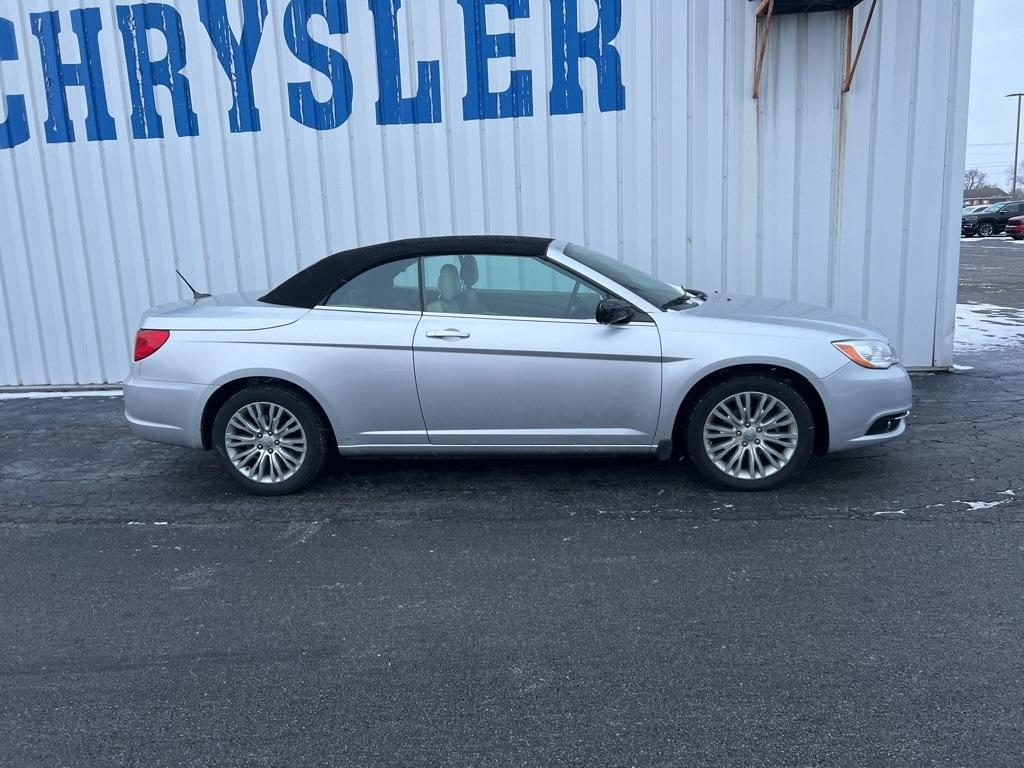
xmin=426 ymin=329 xmax=471 ymax=340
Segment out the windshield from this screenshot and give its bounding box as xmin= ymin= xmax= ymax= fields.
xmin=564 ymin=244 xmax=689 ymax=309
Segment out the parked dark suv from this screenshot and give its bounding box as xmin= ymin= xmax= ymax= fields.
xmin=962 ymin=201 xmax=1024 ymax=237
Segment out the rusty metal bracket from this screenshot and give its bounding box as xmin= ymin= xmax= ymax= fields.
xmin=752 ymin=0 xmax=775 ymax=99
xmin=841 ymin=0 xmax=878 ymax=92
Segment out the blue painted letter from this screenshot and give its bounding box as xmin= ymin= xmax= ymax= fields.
xmin=116 ymin=4 xmax=200 ymax=139
xmin=283 ymin=0 xmax=353 ymax=130
xmin=199 ymin=0 xmax=269 ymax=133
xmin=29 ymin=9 xmax=116 ymax=144
xmin=0 ymin=17 xmax=29 ymax=149
xmin=549 ymin=0 xmax=625 ymax=115
xmin=367 ymin=0 xmax=441 ymax=125
xmin=458 ymin=0 xmax=532 ymax=120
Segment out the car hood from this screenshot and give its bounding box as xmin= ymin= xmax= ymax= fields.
xmin=683 ymin=293 xmax=886 ymax=340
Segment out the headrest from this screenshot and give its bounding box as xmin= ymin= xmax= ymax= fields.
xmin=459 ymin=255 xmax=479 ymax=287
xmin=438 ymin=264 xmax=461 ymax=301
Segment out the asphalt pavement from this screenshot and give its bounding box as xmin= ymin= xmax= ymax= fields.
xmin=2 ymin=240 xmax=1024 ymax=767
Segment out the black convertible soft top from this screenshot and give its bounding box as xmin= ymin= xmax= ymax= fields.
xmin=260 ymin=235 xmax=555 ymax=308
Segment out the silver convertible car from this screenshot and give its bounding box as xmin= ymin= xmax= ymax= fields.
xmin=125 ymin=236 xmax=912 ymax=494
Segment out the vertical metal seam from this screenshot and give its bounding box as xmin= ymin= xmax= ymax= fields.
xmin=580 ymin=6 xmax=592 ymax=248
xmin=267 ymin=5 xmax=305 ymax=272
xmin=437 ymin=0 xmax=458 ymax=235
xmin=186 ymin=137 xmax=215 ymax=293
xmin=859 ymin=0 xmax=884 ymax=321
xmin=684 ymin=0 xmax=694 ymax=285
xmin=827 ymin=10 xmax=845 ymax=309
xmin=203 ymin=8 xmax=244 ymax=292
xmin=0 ymin=45 xmax=31 ymax=383
xmin=753 ymin=15 xmax=765 ymax=297
xmin=719 ymin=0 xmax=730 ymax=292
xmin=649 ymin=0 xmax=659 ymax=275
xmin=896 ymin=1 xmax=923 ymax=353
xmin=542 ymin=0 xmax=555 ymax=235
xmin=62 ymin=0 xmax=109 ymax=381
xmin=405 ymin=0 xmax=427 ymax=236
xmin=510 ymin=7 xmax=524 ymax=236
xmin=932 ymin=0 xmax=969 ymax=367
xmin=790 ymin=15 xmax=805 ymax=302
xmin=110 ymin=1 xmax=157 ymax=309
xmin=17 ymin=5 xmax=79 ymax=383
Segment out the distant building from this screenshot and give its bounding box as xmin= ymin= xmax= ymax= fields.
xmin=964 ymin=187 xmax=1010 ymax=206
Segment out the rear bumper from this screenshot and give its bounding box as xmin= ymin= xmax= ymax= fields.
xmin=123 ymin=374 xmax=209 ymax=449
xmin=819 ymin=363 xmax=913 ymax=452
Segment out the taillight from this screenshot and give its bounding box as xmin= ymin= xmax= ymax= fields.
xmin=133 ymin=329 xmax=170 ymax=362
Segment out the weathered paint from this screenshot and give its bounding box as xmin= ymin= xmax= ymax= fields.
xmin=0 ymin=0 xmax=972 ymax=385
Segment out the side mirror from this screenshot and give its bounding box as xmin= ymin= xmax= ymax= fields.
xmin=596 ymin=298 xmax=636 ymax=325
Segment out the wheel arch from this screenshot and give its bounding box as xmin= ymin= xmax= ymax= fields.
xmin=200 ymin=375 xmax=336 ymax=451
xmin=671 ymin=363 xmax=830 ymax=457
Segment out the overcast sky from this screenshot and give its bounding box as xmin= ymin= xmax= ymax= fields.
xmin=965 ymin=0 xmax=1024 ymax=187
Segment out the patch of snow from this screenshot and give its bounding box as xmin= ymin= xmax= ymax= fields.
xmin=952 ymin=364 xmax=974 ymax=371
xmin=955 ymin=303 xmax=1024 ymax=352
xmin=0 ymin=389 xmax=122 ymax=400
xmin=1000 ymin=490 xmax=1016 ymax=496
xmin=957 ymin=499 xmax=1012 ymax=511
xmin=873 ymin=510 xmax=906 ymax=517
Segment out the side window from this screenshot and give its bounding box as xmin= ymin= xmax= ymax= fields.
xmin=421 ymin=254 xmax=608 ymax=319
xmin=324 ymin=258 xmax=421 ymax=311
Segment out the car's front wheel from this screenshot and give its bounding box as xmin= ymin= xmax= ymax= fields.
xmin=977 ymin=221 xmax=995 ymax=237
xmin=212 ymin=386 xmax=328 ymax=495
xmin=684 ymin=376 xmax=815 ymax=490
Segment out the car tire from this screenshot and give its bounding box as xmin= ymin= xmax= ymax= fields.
xmin=212 ymin=386 xmax=329 ymax=495
xmin=683 ymin=375 xmax=815 ymax=491
xmin=977 ymin=222 xmax=995 ymax=237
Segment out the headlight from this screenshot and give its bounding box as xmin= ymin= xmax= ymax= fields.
xmin=832 ymin=340 xmax=899 ymax=369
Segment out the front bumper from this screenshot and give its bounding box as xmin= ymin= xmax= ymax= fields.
xmin=818 ymin=362 xmax=913 ymax=452
xmin=961 ymin=221 xmax=978 ymax=235
xmin=123 ymin=373 xmax=210 ymax=449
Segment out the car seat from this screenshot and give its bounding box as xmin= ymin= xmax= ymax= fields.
xmin=459 ymin=255 xmax=484 ymax=314
xmin=427 ymin=264 xmax=463 ymax=313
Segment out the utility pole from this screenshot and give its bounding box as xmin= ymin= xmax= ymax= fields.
xmin=1008 ymin=93 xmax=1024 ymax=197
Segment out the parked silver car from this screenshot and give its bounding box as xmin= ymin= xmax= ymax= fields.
xmin=125 ymin=237 xmax=911 ymax=494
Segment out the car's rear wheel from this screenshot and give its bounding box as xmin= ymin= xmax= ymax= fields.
xmin=212 ymin=386 xmax=328 ymax=495
xmin=978 ymin=221 xmax=995 ymax=237
xmin=684 ymin=376 xmax=815 ymax=490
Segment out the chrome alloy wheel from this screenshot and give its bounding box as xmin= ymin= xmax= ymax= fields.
xmin=224 ymin=402 xmax=307 ymax=484
xmin=702 ymin=392 xmax=799 ymax=480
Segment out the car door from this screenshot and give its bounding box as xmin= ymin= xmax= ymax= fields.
xmin=302 ymin=257 xmax=428 ymax=451
xmin=413 ymin=253 xmax=663 ymax=448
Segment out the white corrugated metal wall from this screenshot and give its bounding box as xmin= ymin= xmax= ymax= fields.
xmin=0 ymin=0 xmax=972 ymax=385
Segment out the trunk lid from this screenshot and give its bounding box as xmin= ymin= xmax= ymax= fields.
xmin=140 ymin=291 xmax=309 ymax=331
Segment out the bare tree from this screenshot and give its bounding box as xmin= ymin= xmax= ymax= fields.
xmin=964 ymin=168 xmax=988 ymax=191
xmin=1007 ymin=162 xmax=1024 ymax=199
